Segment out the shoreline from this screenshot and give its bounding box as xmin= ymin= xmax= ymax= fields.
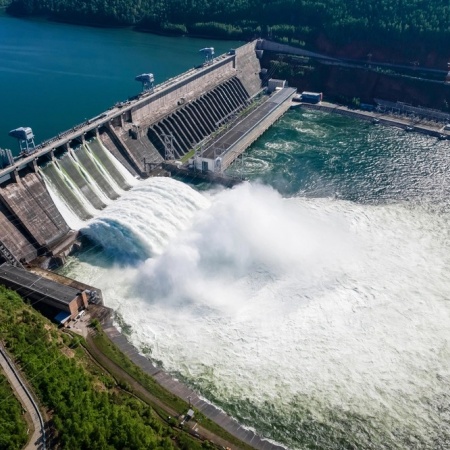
xmin=293 ymin=101 xmax=450 ymax=139
xmin=99 ymin=311 xmax=286 ymax=450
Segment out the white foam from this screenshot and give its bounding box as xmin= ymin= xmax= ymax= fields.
xmin=64 ymin=180 xmax=450 ymax=448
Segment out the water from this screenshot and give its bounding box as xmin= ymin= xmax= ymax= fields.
xmin=0 ymin=10 xmax=240 ymax=153
xmin=59 ymin=109 xmax=450 ymax=449
xmin=3 ymin=11 xmax=449 ymax=449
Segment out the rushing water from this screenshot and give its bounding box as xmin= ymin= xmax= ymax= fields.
xmin=59 ymin=109 xmax=450 ymax=450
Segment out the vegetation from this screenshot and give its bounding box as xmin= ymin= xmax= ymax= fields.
xmin=90 ymin=326 xmax=254 ymax=450
xmin=6 ymin=0 xmax=450 ymax=59
xmin=0 ymin=372 xmax=28 ymax=450
xmin=0 ymin=286 xmax=178 ymax=449
xmin=0 ymin=285 xmax=252 ymax=449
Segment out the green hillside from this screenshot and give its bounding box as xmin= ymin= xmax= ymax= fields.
xmin=0 ymin=286 xmax=184 ymax=450
xmin=6 ymin=0 xmax=450 ymax=60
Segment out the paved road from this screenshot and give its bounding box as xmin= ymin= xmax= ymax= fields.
xmin=0 ymin=345 xmax=45 ymax=450
xmin=202 ymin=87 xmax=297 ymax=160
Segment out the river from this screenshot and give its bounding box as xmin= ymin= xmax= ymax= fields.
xmin=3 ymin=10 xmax=450 ymax=450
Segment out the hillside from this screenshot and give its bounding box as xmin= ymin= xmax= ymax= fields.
xmin=0 ymin=286 xmax=202 ymax=450
xmin=6 ymin=0 xmax=450 ymax=68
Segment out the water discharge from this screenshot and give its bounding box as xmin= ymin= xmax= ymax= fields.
xmin=60 ymin=110 xmax=450 ymax=449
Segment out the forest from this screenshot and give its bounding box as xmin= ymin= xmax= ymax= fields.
xmin=5 ymin=0 xmax=450 ymax=62
xmin=0 ymin=286 xmax=205 ymax=450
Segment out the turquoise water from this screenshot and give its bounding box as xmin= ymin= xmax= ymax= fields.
xmin=227 ymin=109 xmax=450 ymax=205
xmin=0 ymin=11 xmax=240 ymax=153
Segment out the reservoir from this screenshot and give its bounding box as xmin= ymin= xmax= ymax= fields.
xmin=2 ymin=9 xmax=450 ymax=450
xmin=0 ymin=10 xmax=240 ymax=152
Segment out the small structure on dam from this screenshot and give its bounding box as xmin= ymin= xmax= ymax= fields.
xmin=9 ymin=127 xmax=36 ymax=154
xmin=0 ymin=40 xmax=292 ymax=267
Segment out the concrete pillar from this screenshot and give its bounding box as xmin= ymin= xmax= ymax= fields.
xmin=172 ymin=113 xmax=198 ymax=144
xmin=166 ymin=117 xmax=190 ymax=155
xmin=11 ymin=168 xmax=21 ymax=185
xmin=182 ymin=104 xmax=204 ymax=141
xmin=226 ymin=82 xmax=244 ymax=110
xmin=30 ymin=159 xmax=39 ymax=173
xmin=232 ymin=78 xmax=250 ymax=100
xmin=205 ymin=92 xmax=226 ymax=122
xmin=183 ymin=105 xmax=208 ymax=137
xmin=217 ymin=84 xmax=238 ymax=110
xmin=215 ymin=85 xmax=236 ymax=115
xmin=201 ymin=95 xmax=221 ymax=124
xmin=192 ymin=100 xmax=215 ymax=132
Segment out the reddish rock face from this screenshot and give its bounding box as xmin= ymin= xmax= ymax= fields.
xmin=313 ymin=32 xmax=449 ymax=70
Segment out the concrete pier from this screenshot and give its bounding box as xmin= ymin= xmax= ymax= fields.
xmin=191 ymin=87 xmax=297 ymax=173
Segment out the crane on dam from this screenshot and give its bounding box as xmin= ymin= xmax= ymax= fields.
xmin=135 ymin=73 xmax=155 ymax=93
xmin=8 ymin=127 xmax=35 ymax=155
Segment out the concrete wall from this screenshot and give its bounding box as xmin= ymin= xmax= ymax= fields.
xmin=0 ymin=173 xmax=70 ymax=251
xmin=0 ymin=202 xmax=38 ymax=262
xmin=235 ymin=41 xmax=263 ymax=98
xmin=129 ymin=58 xmax=237 ymax=128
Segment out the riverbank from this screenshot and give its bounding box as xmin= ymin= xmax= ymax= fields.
xmin=293 ymin=101 xmax=450 ymax=139
xmin=90 ymin=305 xmax=286 ymax=450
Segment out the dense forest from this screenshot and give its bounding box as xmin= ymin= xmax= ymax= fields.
xmin=0 ymin=286 xmax=204 ymax=450
xmin=5 ymin=0 xmax=450 ymax=64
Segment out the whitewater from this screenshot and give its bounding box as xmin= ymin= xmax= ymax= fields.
xmin=60 ymin=111 xmax=450 ymax=449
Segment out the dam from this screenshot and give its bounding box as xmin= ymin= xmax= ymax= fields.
xmin=0 ymin=40 xmax=295 ymax=267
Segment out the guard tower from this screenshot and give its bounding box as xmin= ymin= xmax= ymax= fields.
xmin=8 ymin=127 xmax=35 ymax=154
xmin=135 ymin=73 xmax=155 ymax=92
xmin=199 ymin=47 xmax=215 ymax=65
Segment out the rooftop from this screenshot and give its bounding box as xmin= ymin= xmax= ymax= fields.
xmin=0 ymin=263 xmax=81 ymax=307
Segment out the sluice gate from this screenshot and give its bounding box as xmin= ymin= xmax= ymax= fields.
xmin=0 ymin=40 xmax=275 ymax=266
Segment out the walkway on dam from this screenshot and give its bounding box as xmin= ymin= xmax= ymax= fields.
xmin=102 ymin=320 xmax=285 ymax=450
xmin=0 ymin=344 xmax=46 ymax=450
xmin=200 ymin=87 xmax=297 ymax=170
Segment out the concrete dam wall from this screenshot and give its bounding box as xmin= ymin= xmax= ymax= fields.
xmin=0 ymin=41 xmax=263 ymax=266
